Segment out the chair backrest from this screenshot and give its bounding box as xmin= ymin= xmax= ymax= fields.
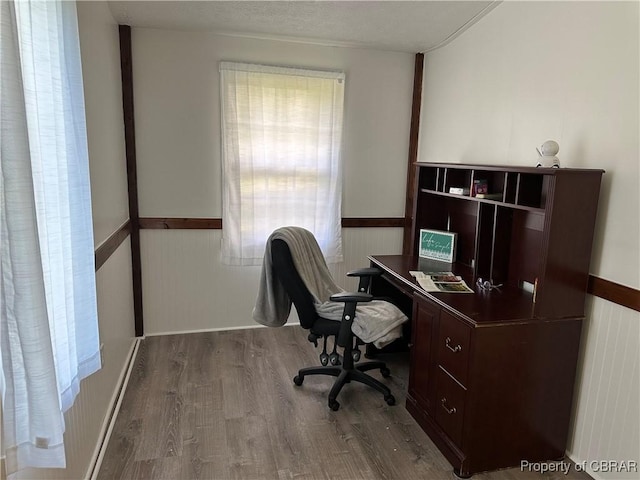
xmin=271 ymin=238 xmax=318 ymax=329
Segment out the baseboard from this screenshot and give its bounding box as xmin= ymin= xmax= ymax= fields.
xmin=565 ymin=452 xmax=609 ymax=480
xmin=86 ymin=338 xmax=141 ymax=480
xmin=144 ymin=322 xmax=300 ymax=337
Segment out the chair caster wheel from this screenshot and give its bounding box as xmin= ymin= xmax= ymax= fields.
xmin=329 ymin=399 xmax=340 ymax=411
xmin=352 ymin=350 xmax=361 ymax=362
xmin=293 ymin=375 xmax=303 ymax=386
xmin=384 ymin=394 xmax=396 ymax=406
xmin=329 ymin=353 xmax=341 ymax=366
xmin=381 ymin=367 xmax=391 ymax=378
xmin=453 ymin=468 xmax=472 ymax=478
xmin=319 ymin=353 xmax=329 ymax=366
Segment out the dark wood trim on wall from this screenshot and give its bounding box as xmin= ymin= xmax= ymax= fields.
xmin=140 ymin=218 xmax=223 ymax=229
xmin=119 ymin=25 xmax=144 ymax=337
xmin=341 ymin=218 xmax=406 ymax=228
xmin=402 ymin=53 xmax=424 ymax=255
xmin=95 ymin=221 xmax=131 ymax=271
xmin=588 ymin=276 xmax=640 ymax=312
xmin=137 ymin=217 xmax=406 ymax=230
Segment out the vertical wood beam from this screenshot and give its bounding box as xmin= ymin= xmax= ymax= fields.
xmin=119 ymin=25 xmax=144 ymax=337
xmin=402 ymin=53 xmax=424 ymax=255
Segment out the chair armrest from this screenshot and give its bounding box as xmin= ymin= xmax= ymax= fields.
xmin=330 ymin=292 xmax=372 ymax=347
xmin=347 ymin=267 xmax=382 ymax=278
xmin=329 ymin=292 xmax=373 ymax=303
xmin=347 ymin=267 xmax=382 ymax=293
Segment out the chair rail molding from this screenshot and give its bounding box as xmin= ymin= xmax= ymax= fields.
xmin=94 ymin=220 xmax=131 ymax=271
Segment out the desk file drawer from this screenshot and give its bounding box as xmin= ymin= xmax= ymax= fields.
xmin=435 ymin=367 xmax=466 ymax=448
xmin=437 ymin=310 xmax=471 ymax=385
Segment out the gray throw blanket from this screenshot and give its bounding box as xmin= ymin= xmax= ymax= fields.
xmin=253 ymin=226 xmax=408 ymax=348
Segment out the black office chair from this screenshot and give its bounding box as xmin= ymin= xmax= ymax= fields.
xmin=271 ymin=238 xmax=396 ymax=411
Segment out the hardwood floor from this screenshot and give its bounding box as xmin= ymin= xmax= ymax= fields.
xmin=98 ymin=326 xmax=591 ymax=480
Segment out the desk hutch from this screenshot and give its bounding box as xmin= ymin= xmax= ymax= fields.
xmin=369 ymin=162 xmax=603 ymax=477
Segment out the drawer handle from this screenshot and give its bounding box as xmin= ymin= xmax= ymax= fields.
xmin=445 ymin=336 xmax=462 ymax=353
xmin=441 ymin=397 xmax=457 ymax=415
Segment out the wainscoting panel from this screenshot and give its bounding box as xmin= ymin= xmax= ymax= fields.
xmin=567 ymin=296 xmax=640 ymax=480
xmin=140 ymin=228 xmax=404 ymax=335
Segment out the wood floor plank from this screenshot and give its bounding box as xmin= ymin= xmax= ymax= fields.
xmin=98 ymin=326 xmax=593 ymax=480
xmin=135 ymin=336 xmax=188 ymax=461
xmin=304 ymin=421 xmax=380 ymax=479
xmin=193 ymin=381 xmax=222 ymax=427
xmin=225 ymin=415 xmax=279 ymax=480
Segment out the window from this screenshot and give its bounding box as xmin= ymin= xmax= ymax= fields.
xmin=219 ymin=62 xmax=345 ymax=265
xmin=1 ymin=0 xmax=100 ymax=473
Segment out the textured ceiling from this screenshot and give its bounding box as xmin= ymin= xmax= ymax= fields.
xmin=107 ymin=1 xmax=499 ymax=53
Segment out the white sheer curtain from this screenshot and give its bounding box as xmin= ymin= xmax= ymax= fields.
xmin=0 ymin=0 xmax=100 ymax=474
xmin=219 ymin=62 xmax=345 ymax=265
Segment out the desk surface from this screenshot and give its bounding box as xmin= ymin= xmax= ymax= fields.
xmin=368 ymin=255 xmax=561 ymax=326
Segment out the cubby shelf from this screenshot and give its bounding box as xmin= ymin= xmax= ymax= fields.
xmin=410 ymin=162 xmax=604 ymax=319
xmin=419 ymin=188 xmax=546 ymax=214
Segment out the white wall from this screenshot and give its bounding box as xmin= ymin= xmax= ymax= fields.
xmin=133 ymin=29 xmax=413 ymax=218
xmin=417 ymin=2 xmax=639 ymax=478
xmin=82 ymin=3 xmax=129 ymax=246
xmin=419 ymin=0 xmax=639 ymax=289
xmin=11 ymin=3 xmax=137 ymax=479
xmin=131 ymin=29 xmax=414 ymax=333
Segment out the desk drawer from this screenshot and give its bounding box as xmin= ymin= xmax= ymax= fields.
xmin=437 ymin=310 xmax=471 ymax=385
xmin=435 ymin=367 xmax=466 ymax=448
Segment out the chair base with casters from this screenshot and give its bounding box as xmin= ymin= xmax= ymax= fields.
xmin=270 ymin=236 xmax=397 ymax=411
xmin=293 ymin=332 xmax=396 ymax=411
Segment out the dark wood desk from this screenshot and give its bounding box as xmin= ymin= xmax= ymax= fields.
xmin=368 ymin=254 xmax=583 ymax=478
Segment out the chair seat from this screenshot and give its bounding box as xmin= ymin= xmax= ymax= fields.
xmin=310 ymin=316 xmax=341 ymax=337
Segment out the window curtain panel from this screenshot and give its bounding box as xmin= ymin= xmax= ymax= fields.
xmin=1 ymin=0 xmax=100 ymax=474
xmin=220 ymin=62 xmax=345 ymax=265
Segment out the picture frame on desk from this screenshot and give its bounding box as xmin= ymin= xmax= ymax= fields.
xmin=419 ymin=229 xmax=457 ymax=263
